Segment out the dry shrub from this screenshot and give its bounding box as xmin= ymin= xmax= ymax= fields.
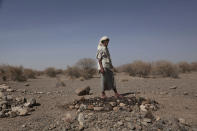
xmin=66 ymin=58 xmax=96 ymax=79
xmin=116 ymin=64 xmax=132 ymax=73
xmin=0 ymin=65 xmax=7 ymax=81
xmin=190 ymin=62 xmax=197 ymax=71
xmin=177 ymin=62 xmax=191 ymax=73
xmin=65 ymin=66 xmax=81 ymax=79
xmin=34 ymin=70 xmax=44 ymax=76
xmin=129 ymin=61 xmax=151 ymax=77
xmin=24 ymin=68 xmax=36 ymax=79
xmin=75 ymin=58 xmax=96 ymax=79
xmin=7 ymin=66 xmax=27 ymax=81
xmin=44 ymin=67 xmax=57 ymax=77
xmin=117 ymin=61 xmax=151 ymax=77
xmin=0 ymin=65 xmax=27 ymax=81
xmin=152 ymin=60 xmax=179 ymax=78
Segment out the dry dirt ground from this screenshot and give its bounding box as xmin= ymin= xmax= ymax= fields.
xmin=0 ymin=72 xmax=197 ymax=131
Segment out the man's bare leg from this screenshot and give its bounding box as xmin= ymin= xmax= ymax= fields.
xmin=101 ymin=91 xmax=107 ymax=98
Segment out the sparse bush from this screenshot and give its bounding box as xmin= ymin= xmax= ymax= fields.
xmin=65 ymin=66 xmax=81 ymax=79
xmin=24 ymin=68 xmax=36 ymax=79
xmin=190 ymin=62 xmax=197 ymax=71
xmin=75 ymin=58 xmax=96 ymax=79
xmin=0 ymin=66 xmax=7 ymax=81
xmin=8 ymin=66 xmax=27 ymax=81
xmin=116 ymin=64 xmax=132 ymax=73
xmin=117 ymin=61 xmax=151 ymax=77
xmin=152 ymin=60 xmax=179 ymax=78
xmin=178 ymin=62 xmax=191 ymax=73
xmin=76 ymin=58 xmax=96 ymax=70
xmin=45 ymin=67 xmax=57 ymax=77
xmin=129 ymin=61 xmax=151 ymax=77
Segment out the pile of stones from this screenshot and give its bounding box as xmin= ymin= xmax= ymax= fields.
xmin=60 ymin=96 xmax=190 ymax=131
xmin=0 ymin=84 xmax=39 ymax=118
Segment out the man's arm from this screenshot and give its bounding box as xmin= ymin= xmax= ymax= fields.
xmin=98 ymin=59 xmax=105 ymax=74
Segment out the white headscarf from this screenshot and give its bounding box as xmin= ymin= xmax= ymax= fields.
xmin=97 ymin=36 xmax=110 ymax=50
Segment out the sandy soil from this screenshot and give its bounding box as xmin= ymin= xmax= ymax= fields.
xmin=0 ymin=72 xmax=197 ymax=131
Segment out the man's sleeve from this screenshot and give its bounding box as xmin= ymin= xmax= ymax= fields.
xmin=96 ymin=50 xmax=103 ymax=60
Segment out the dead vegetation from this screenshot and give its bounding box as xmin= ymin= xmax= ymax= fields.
xmin=117 ymin=60 xmax=197 ymax=78
xmin=65 ymin=58 xmax=96 ymax=79
xmin=1 ymin=60 xmax=197 ymax=81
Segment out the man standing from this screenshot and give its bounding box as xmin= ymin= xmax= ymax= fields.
xmin=96 ymin=36 xmax=122 ymax=98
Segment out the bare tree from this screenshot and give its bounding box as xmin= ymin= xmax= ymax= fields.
xmin=76 ymin=58 xmax=96 ymax=70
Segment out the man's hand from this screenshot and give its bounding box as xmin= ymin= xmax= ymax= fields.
xmin=99 ymin=59 xmax=105 ymax=74
xmin=100 ymin=67 xmax=105 ymax=74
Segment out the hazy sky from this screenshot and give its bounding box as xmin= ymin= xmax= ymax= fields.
xmin=0 ymin=0 xmax=197 ymax=70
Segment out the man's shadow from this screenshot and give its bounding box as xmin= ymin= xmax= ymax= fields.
xmin=120 ymin=92 xmax=135 ymax=97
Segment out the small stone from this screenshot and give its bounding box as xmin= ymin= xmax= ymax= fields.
xmin=62 ymin=112 xmax=73 ymax=123
xmin=0 ymin=84 xmax=10 ymax=90
xmin=49 ymin=124 xmax=56 ymax=130
xmin=75 ymin=104 xmax=80 ymax=109
xmin=78 ymin=113 xmax=85 ymax=126
xmin=119 ymin=103 xmax=126 ymax=107
xmin=143 ymin=118 xmax=152 ymax=123
xmin=141 ymin=121 xmax=148 ymax=126
xmin=79 ymin=77 xmax=84 ymax=81
xmin=35 ymin=91 xmax=44 ymax=94
xmin=156 ymin=116 xmax=161 ymax=121
xmin=24 ymin=102 xmax=31 ymax=107
xmin=6 ymin=95 xmax=13 ymax=101
xmin=6 ymin=89 xmax=14 ymax=92
xmin=170 ymin=86 xmax=177 ymax=89
xmin=22 ymin=124 xmax=26 ymax=128
xmin=117 ymin=121 xmax=123 ymax=126
xmin=18 ymin=108 xmax=29 ymax=116
xmin=127 ymin=123 xmax=135 ymax=130
xmin=178 ymin=118 xmax=188 ymax=125
xmin=0 ymin=92 xmax=5 ymax=98
xmin=93 ymin=107 xmax=104 ymax=111
xmin=79 ymin=104 xmax=87 ymax=111
xmin=16 ymin=97 xmax=27 ymax=103
xmin=87 ymin=105 xmax=94 ymax=110
xmin=125 ymin=117 xmax=131 ymax=121
xmin=113 ymin=107 xmax=119 ymax=112
xmin=109 ymin=102 xmax=116 ymax=106
xmin=0 ymin=111 xmax=5 ymax=118
xmin=183 ymin=92 xmax=188 ymax=95
xmin=2 ymin=104 xmax=7 ymax=109
xmin=69 ymin=105 xmax=75 ymax=109
xmin=75 ymin=86 xmax=90 ymax=96
xmin=0 ymin=100 xmax=8 ymax=106
xmin=24 ymin=83 xmax=30 ymax=86
xmin=28 ymin=98 xmax=36 ymax=106
xmin=121 ymin=79 xmax=128 ymax=82
xmin=9 ymin=111 xmax=17 ymax=118
xmin=160 ymin=91 xmax=168 ymax=95
xmin=140 ymin=105 xmax=147 ymax=112
xmin=79 ymin=125 xmax=84 ymax=131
